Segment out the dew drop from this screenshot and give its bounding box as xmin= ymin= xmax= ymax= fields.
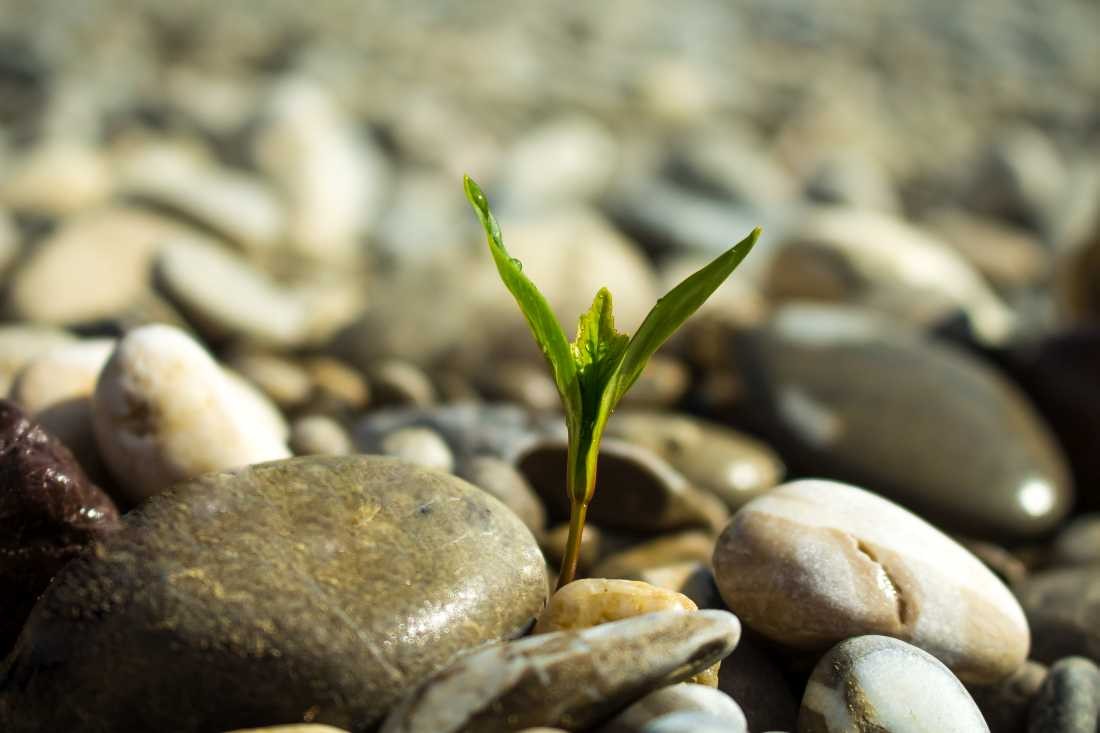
xmin=511 ymin=257 xmax=523 ymax=271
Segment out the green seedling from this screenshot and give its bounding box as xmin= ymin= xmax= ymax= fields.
xmin=464 ymin=175 xmax=759 ymax=589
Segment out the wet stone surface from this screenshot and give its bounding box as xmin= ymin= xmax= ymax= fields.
xmin=0 ymin=455 xmax=548 ymax=733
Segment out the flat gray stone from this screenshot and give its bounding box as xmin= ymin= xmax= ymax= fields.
xmin=1028 ymin=657 xmax=1100 ymax=733
xmin=0 ymin=456 xmax=547 ymax=732
xmin=381 ymin=610 xmax=741 ymax=733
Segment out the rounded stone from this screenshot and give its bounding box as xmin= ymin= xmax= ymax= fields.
xmin=0 ymin=455 xmax=548 ymax=732
xmin=92 ymin=324 xmax=290 ymax=503
xmin=516 ymin=438 xmax=728 ymax=534
xmin=1028 ymin=657 xmax=1100 ymax=733
xmin=606 ymin=411 xmax=784 ymax=510
xmin=600 ymin=684 xmax=747 ymax=733
xmin=378 ymin=427 xmax=454 ymax=473
xmin=1050 ymin=515 xmax=1100 ymax=567
xmin=289 ymin=415 xmax=353 ymax=457
xmin=714 ymin=480 xmax=1029 ymax=684
xmin=0 ymin=325 xmax=76 ymax=395
xmin=699 ymin=305 xmax=1072 ymax=540
xmin=535 ymin=578 xmax=719 ymax=686
xmin=9 ymin=338 xmax=115 ymax=481
xmin=0 ymin=400 xmax=119 ymax=653
xmin=154 ymin=236 xmax=310 ymax=348
xmin=968 ymin=660 xmax=1047 ymax=733
xmin=1016 ymin=567 xmax=1100 ymax=664
xmin=641 ymin=710 xmax=748 ymax=733
xmin=458 ymin=456 xmax=546 ymax=534
xmin=799 ymin=635 xmax=990 ymax=732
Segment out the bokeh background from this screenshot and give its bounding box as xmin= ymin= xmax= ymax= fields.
xmin=0 ymin=0 xmax=1098 ymax=514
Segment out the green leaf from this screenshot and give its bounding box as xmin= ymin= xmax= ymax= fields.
xmin=571 ymin=288 xmax=629 ymax=403
xmin=610 ymin=227 xmax=760 ymax=405
xmin=463 ymin=176 xmax=581 ymax=423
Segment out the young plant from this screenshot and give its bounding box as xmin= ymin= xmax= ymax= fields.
xmin=464 ymin=175 xmax=759 ymax=589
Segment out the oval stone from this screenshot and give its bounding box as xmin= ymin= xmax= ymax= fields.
xmin=713 ymin=480 xmax=1029 ymax=683
xmin=0 ymin=456 xmax=548 ymax=733
xmin=697 ymin=305 xmax=1071 ymax=539
xmin=1016 ymin=567 xmax=1100 ymax=664
xmin=799 ymin=635 xmax=990 ymax=732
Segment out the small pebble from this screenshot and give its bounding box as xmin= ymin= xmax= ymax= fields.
xmin=599 ymin=684 xmax=747 ymax=733
xmin=92 ymin=324 xmax=290 ymax=503
xmin=1028 ymin=657 xmax=1100 ymax=733
xmin=378 ymin=427 xmax=454 ymax=473
xmin=641 ymin=711 xmax=748 ymax=733
xmin=969 ymin=660 xmax=1048 ymax=733
xmin=457 ymin=455 xmax=546 ymax=533
xmin=534 ymin=578 xmax=719 ymax=686
xmin=799 ymin=635 xmax=990 ymax=732
xmin=289 ymin=415 xmax=352 ymax=456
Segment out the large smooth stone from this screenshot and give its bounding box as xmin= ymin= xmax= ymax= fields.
xmin=1005 ymin=328 xmax=1100 ymax=510
xmin=799 ymin=635 xmax=989 ymax=732
xmin=1016 ymin=567 xmax=1100 ymax=664
xmin=380 ymin=610 xmax=741 ymax=733
xmin=696 ymin=305 xmax=1071 ymax=539
xmin=0 ymin=456 xmax=547 ymax=732
xmin=713 ymin=480 xmax=1029 ymax=683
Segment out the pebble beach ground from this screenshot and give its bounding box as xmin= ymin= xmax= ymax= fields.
xmin=1 ymin=2 xmax=1099 ymax=732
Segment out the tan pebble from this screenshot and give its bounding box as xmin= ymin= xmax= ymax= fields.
xmin=379 ymin=427 xmax=453 ymax=473
xmin=541 ymin=523 xmax=602 ymax=574
xmin=535 ymin=577 xmax=719 ymax=686
xmin=304 ymin=357 xmax=369 ymax=411
xmin=592 ymin=531 xmax=715 ymax=580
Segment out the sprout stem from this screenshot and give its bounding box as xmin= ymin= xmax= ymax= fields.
xmin=556 ymin=500 xmax=588 ymax=589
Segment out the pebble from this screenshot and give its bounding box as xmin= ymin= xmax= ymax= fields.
xmin=923 ymin=208 xmax=1049 ymax=291
xmin=535 ymin=578 xmax=720 ymax=686
xmin=765 ymin=207 xmax=1016 ymax=344
xmin=631 ymin=562 xmax=724 ymax=611
xmin=227 ymin=351 xmax=313 ymax=410
xmin=0 ymin=210 xmax=17 ymax=279
xmin=380 ymin=610 xmax=741 ymax=733
xmin=616 ymin=355 xmax=691 ymax=410
xmin=1028 ymin=657 xmax=1100 ymax=733
xmin=91 ymin=324 xmax=290 ymax=503
xmin=497 ymin=114 xmax=619 ymax=210
xmin=1007 ymin=329 xmax=1100 ymax=512
xmin=516 ymin=438 xmax=728 ymax=534
xmin=252 ymin=77 xmax=388 ymax=262
xmin=475 ymin=359 xmax=561 ymax=412
xmin=0 ymin=455 xmax=547 ymax=732
xmin=700 ymin=305 xmax=1072 ymax=540
xmin=1049 ymin=515 xmax=1100 ymax=567
xmin=969 ymin=660 xmax=1048 ymax=733
xmin=0 ymin=138 xmax=113 ymax=215
xmin=667 ymin=124 xmax=796 ymax=209
xmin=713 ymin=479 xmax=1030 ymax=684
xmin=606 ymin=411 xmax=784 ymax=510
xmin=0 ymin=325 xmax=75 ymax=395
xmin=5 ymin=206 xmax=188 ymax=326
xmin=288 ymin=415 xmax=352 ymax=456
xmin=1016 ymin=567 xmax=1100 ymax=664
xmin=599 ymin=684 xmax=747 ymax=733
xmin=224 ymin=728 xmax=350 ymax=733
xmin=718 ymin=633 xmax=799 ymax=732
xmin=368 ymin=360 xmax=438 ymax=408
xmin=456 ymin=455 xmax=546 ymax=534
xmin=8 ymin=338 xmax=113 ymax=480
xmin=154 ymin=236 xmax=311 ymax=348
xmin=302 ymin=357 xmax=369 ymax=414
xmin=591 ymin=531 xmax=715 ymax=581
xmin=640 ymin=711 xmax=748 ymax=733
xmin=377 ymin=427 xmax=455 ymax=473
xmin=119 ymin=144 xmax=284 ymax=253
xmin=802 ymin=149 xmax=901 ymax=213
xmin=541 ymin=522 xmax=602 ymax=574
xmin=0 ymin=400 xmax=119 ymax=653
xmin=799 ymin=635 xmax=990 ymax=732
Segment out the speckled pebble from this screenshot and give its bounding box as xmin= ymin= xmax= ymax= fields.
xmin=799 ymin=635 xmax=989 ymax=732
xmin=600 ymin=684 xmax=746 ymax=733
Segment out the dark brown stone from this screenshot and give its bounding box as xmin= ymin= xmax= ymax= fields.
xmin=0 ymin=399 xmax=119 ymax=654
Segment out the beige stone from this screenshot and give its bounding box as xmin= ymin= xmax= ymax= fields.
xmin=713 ymin=479 xmax=1029 ymax=684
xmin=535 ymin=578 xmax=719 ymax=686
